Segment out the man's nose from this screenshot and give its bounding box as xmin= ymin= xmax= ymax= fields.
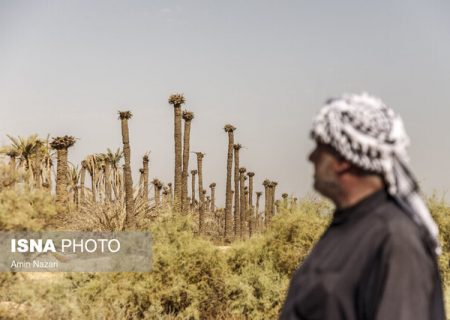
xmin=308 ymin=148 xmax=317 ymax=163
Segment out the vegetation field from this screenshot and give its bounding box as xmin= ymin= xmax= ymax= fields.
xmin=0 ymin=167 xmax=448 ymax=319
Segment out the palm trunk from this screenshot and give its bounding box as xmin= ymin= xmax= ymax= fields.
xmin=233 ymin=144 xmax=241 ymax=238
xmin=209 ymin=183 xmax=216 ymax=213
xmin=173 ymin=105 xmax=182 ymax=211
xmin=247 ymin=172 xmax=255 ymax=236
xmin=91 ymin=170 xmax=97 ymax=202
xmin=143 ymin=155 xmax=149 ymax=205
xmin=50 ymin=136 xmax=75 ymax=214
xmin=181 ymin=111 xmax=194 ymax=212
xmin=224 ymin=125 xmax=236 ymax=241
xmin=190 ymin=170 xmax=197 ymax=208
xmin=119 ymin=112 xmax=135 ymax=228
xmin=105 ymin=160 xmax=112 ymax=202
xmin=255 ymin=192 xmax=262 ymax=231
xmin=263 ymin=180 xmax=270 ymax=226
xmin=239 ymin=167 xmax=246 ymax=239
xmin=55 ymin=148 xmax=68 ymax=210
xmin=282 ymin=193 xmax=288 ymax=210
xmin=80 ymin=161 xmax=86 ymax=204
xmin=270 ymin=182 xmax=277 ymax=219
xmin=196 ymin=153 xmax=205 ymax=234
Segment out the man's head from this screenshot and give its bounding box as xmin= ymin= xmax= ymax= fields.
xmin=308 ymin=92 xmax=440 ymax=251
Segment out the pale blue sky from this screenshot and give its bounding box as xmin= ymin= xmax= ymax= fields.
xmin=1 ymin=0 xmax=450 ymax=204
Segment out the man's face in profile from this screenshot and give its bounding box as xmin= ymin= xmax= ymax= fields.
xmin=308 ymin=142 xmax=343 ymax=199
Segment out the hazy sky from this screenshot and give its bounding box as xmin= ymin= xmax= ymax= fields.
xmin=1 ymin=0 xmax=450 ymax=205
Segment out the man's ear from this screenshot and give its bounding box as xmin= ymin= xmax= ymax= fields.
xmin=335 ymin=160 xmax=351 ymax=175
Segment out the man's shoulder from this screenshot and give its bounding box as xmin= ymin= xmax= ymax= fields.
xmin=369 ymin=198 xmax=430 ymax=254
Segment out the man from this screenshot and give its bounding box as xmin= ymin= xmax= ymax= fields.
xmin=280 ymin=93 xmax=445 ymax=320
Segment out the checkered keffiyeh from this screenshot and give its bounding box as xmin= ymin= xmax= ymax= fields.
xmin=310 ymin=92 xmax=440 ymax=254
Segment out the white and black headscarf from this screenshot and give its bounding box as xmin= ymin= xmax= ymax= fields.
xmin=310 ymin=92 xmax=440 ymax=254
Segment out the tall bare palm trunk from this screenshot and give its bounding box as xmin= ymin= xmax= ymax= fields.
xmin=247 ymin=172 xmax=255 ymax=236
xmin=239 ymin=167 xmax=246 ymax=239
xmin=168 ymin=94 xmax=185 ymax=212
xmin=104 ymin=159 xmax=112 ymax=202
xmin=282 ymin=193 xmax=288 ymax=210
xmin=255 ymin=192 xmax=262 ymax=231
xmin=143 ymin=154 xmax=149 ymax=205
xmin=119 ymin=111 xmax=135 ymax=228
xmin=209 ymin=183 xmax=216 ymax=212
xmin=196 ymin=152 xmax=205 ymax=233
xmin=181 ymin=111 xmax=194 ymax=212
xmin=50 ymin=136 xmax=76 ymax=214
xmin=233 ymin=144 xmax=241 ymax=237
xmin=224 ymin=124 xmax=236 ymax=241
xmin=263 ymin=180 xmax=270 ymax=226
xmin=80 ymin=160 xmax=87 ymax=204
xmin=152 ymin=179 xmax=162 ymax=207
xmin=190 ymin=170 xmax=197 ymax=208
xmin=270 ymin=181 xmax=277 ymax=219
xmin=7 ymin=151 xmax=18 ymax=186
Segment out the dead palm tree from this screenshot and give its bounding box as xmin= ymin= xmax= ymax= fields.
xmin=118 ymin=111 xmax=135 ymax=228
xmin=80 ymin=160 xmax=87 ymax=204
xmin=50 ymin=135 xmax=76 ymax=213
xmin=270 ymin=181 xmax=278 ymax=219
xmin=263 ymin=180 xmax=271 ymax=226
xmin=168 ymin=93 xmax=185 ymax=211
xmin=103 ymin=156 xmax=112 ymax=202
xmin=255 ymin=191 xmax=262 ymax=231
xmin=232 ymin=143 xmax=242 ymax=237
xmin=209 ymin=182 xmax=216 ymax=213
xmin=152 ymin=178 xmax=162 ymax=207
xmin=3 ymin=134 xmax=42 ymax=184
xmin=4 ymin=149 xmax=18 ymax=186
xmin=282 ymin=193 xmax=288 ymax=210
xmin=68 ymin=164 xmax=80 ymax=209
xmin=190 ymin=169 xmax=197 ymax=207
xmin=239 ymin=167 xmax=246 ymax=239
xmin=105 ymin=148 xmax=123 ymax=201
xmin=143 ymin=153 xmax=150 ymax=205
xmin=224 ymin=124 xmax=236 ymax=241
xmin=84 ymin=155 xmax=97 ymax=202
xmin=195 ymin=152 xmax=205 ymax=233
xmin=167 ymin=182 xmax=173 ymax=205
xmin=181 ymin=111 xmax=194 ymax=212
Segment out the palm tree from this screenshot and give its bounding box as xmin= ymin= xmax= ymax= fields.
xmin=152 ymin=178 xmax=162 ymax=207
xmin=232 ymin=143 xmax=241 ymax=237
xmin=282 ymin=193 xmax=288 ymax=210
xmin=255 ymin=191 xmax=262 ymax=231
xmin=263 ymin=180 xmax=270 ymax=226
xmin=168 ymin=93 xmax=185 ymax=212
xmin=239 ymin=167 xmax=246 ymax=239
xmin=80 ymin=160 xmax=87 ymax=204
xmin=190 ymin=169 xmax=197 ymax=208
xmin=118 ymin=111 xmax=135 ymax=228
xmin=4 ymin=149 xmax=18 ymax=186
xmin=195 ymin=152 xmax=205 ymax=233
xmin=206 ymin=195 xmax=211 ymax=212
xmin=270 ymin=181 xmax=278 ymax=219
xmin=105 ymin=148 xmax=123 ymax=201
xmin=3 ymin=134 xmax=42 ymax=184
xmin=182 ymin=111 xmax=194 ymax=212
xmin=224 ymin=124 xmax=236 ymax=241
xmin=143 ymin=153 xmax=150 ymax=205
xmin=68 ymin=164 xmax=80 ymax=209
xmin=50 ymin=135 xmax=76 ymax=213
xmin=209 ymin=182 xmax=216 ymax=213
xmin=167 ymin=182 xmax=173 ymax=205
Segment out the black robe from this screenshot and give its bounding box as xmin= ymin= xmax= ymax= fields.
xmin=280 ymin=188 xmax=445 ymax=320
